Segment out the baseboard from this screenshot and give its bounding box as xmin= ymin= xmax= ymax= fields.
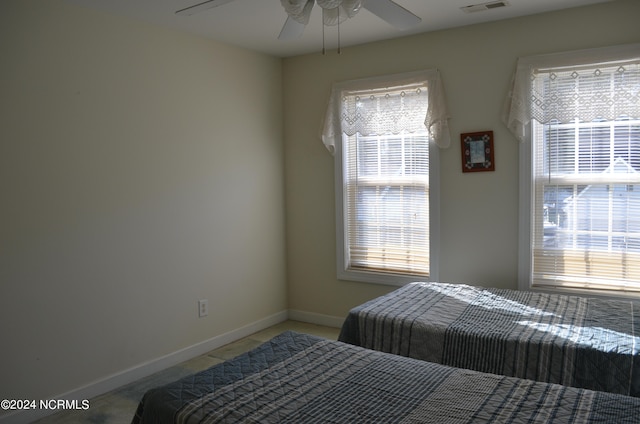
xmin=0 ymin=310 xmax=288 ymax=424
xmin=288 ymin=309 xmax=344 ymax=328
xmin=0 ymin=309 xmax=343 ymax=424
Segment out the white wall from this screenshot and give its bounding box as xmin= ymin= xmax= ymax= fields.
xmin=0 ymin=0 xmax=286 ymax=411
xmin=283 ymin=0 xmax=640 ymax=318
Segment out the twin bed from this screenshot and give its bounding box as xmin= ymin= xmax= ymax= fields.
xmin=339 ymin=282 xmax=640 ymax=397
xmin=132 ymin=283 xmax=640 ymax=423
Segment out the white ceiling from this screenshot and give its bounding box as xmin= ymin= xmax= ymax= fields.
xmin=65 ymin=0 xmax=613 ymax=57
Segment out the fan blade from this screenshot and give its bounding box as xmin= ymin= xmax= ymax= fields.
xmin=278 ymin=15 xmax=307 ymax=40
xmin=176 ymin=0 xmax=236 ymax=16
xmin=363 ymin=0 xmax=421 ymax=30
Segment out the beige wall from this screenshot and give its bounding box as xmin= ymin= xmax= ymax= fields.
xmin=0 ymin=0 xmax=285 ymax=403
xmin=283 ymin=0 xmax=640 ymax=318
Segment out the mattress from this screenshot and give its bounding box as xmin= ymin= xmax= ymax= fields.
xmin=131 ymin=331 xmax=640 ymax=423
xmin=339 ymin=282 xmax=640 ymax=397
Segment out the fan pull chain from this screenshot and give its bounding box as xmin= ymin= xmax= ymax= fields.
xmin=321 ymin=7 xmax=342 ymax=55
xmin=337 ymin=8 xmax=341 ymax=54
xmin=322 ymin=19 xmax=326 ymax=55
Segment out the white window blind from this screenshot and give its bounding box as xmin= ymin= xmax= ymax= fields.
xmin=503 ymin=43 xmax=640 ymax=294
xmin=345 ymin=130 xmax=430 ymax=275
xmin=533 ymin=117 xmax=640 ymax=292
xmin=322 ymin=70 xmax=449 ymax=283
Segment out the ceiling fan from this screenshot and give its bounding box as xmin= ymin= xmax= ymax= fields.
xmin=175 ymin=0 xmax=422 ymax=40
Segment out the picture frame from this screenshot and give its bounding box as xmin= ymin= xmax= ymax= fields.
xmin=461 ymin=131 xmax=495 ymax=172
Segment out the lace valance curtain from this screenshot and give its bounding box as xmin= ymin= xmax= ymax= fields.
xmin=321 ymin=69 xmax=451 ymax=154
xmin=502 ymin=43 xmax=640 ymax=142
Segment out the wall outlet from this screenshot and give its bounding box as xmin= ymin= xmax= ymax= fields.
xmin=198 ymin=299 xmax=208 ymax=317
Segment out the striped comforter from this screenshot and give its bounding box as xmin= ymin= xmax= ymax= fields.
xmin=339 ymin=282 xmax=640 ymax=397
xmin=132 ymin=331 xmax=640 ymax=423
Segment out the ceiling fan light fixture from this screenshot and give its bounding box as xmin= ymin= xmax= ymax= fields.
xmin=322 ymin=1 xmax=364 ymax=26
xmin=281 ymin=0 xmax=364 ymax=27
xmin=281 ymin=0 xmax=315 ymax=24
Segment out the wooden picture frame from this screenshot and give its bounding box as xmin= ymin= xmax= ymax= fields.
xmin=461 ymin=131 xmax=495 ymax=172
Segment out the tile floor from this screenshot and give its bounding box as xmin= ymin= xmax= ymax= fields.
xmin=33 ymin=321 xmax=340 ymax=423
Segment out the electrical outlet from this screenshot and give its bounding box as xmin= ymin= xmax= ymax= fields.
xmin=198 ymin=299 xmax=208 ymax=317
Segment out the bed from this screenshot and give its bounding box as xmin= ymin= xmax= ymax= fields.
xmin=132 ymin=331 xmax=640 ymax=423
xmin=339 ymin=282 xmax=640 ymax=397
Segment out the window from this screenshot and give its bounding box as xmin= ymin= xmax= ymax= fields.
xmin=533 ymin=117 xmax=640 ymax=292
xmin=322 ymin=70 xmax=450 ymax=285
xmin=504 ymin=44 xmax=640 ymax=294
xmin=344 ymin=131 xmax=431 ymax=278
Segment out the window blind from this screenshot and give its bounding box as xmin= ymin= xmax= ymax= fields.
xmin=345 ymin=131 xmax=430 ymax=275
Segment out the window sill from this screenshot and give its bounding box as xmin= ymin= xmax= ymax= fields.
xmin=337 ymin=267 xmax=430 ymax=287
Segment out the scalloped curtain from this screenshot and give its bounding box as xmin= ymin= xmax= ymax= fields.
xmin=321 ymin=69 xmax=450 ymax=154
xmin=502 ymin=43 xmax=640 ymax=141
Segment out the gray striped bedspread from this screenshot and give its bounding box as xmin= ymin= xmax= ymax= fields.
xmin=338 ymin=282 xmax=640 ymax=397
xmin=132 ymin=331 xmax=640 ymax=423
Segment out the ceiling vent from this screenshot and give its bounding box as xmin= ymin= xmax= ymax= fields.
xmin=461 ymin=1 xmax=510 ymax=13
